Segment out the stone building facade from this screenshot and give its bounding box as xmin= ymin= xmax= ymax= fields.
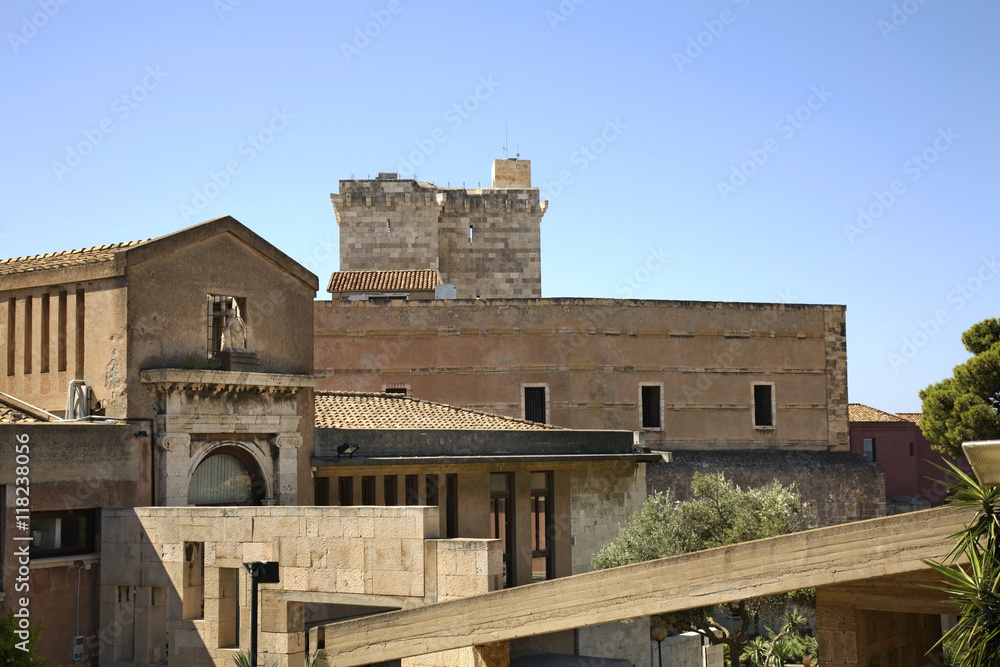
xmin=331 ymin=159 xmax=546 ymax=300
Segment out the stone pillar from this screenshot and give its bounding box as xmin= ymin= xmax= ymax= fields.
xmin=817 ymin=604 xmax=858 ymax=667
xmin=260 ymin=592 xmax=305 ymax=667
xmin=274 ymin=433 xmax=303 ymax=505
xmin=157 ymin=432 xmax=191 ymax=506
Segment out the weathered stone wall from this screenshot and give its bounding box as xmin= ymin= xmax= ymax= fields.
xmin=333 ymin=178 xmax=443 ymax=273
xmin=646 ymin=450 xmax=885 ymax=527
xmin=331 ymin=174 xmax=545 ymax=300
xmin=314 ymin=298 xmax=849 ymax=451
xmin=570 ymin=461 xmax=650 ymax=667
xmin=100 ymin=506 xmax=498 ymax=667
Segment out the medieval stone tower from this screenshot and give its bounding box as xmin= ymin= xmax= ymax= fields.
xmin=331 ymin=158 xmax=547 ymax=299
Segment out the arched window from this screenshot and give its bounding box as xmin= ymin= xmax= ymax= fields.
xmin=188 ymin=447 xmax=265 ymax=506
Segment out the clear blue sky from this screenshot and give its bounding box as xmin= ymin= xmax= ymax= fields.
xmin=2 ymin=1 xmax=997 ymax=414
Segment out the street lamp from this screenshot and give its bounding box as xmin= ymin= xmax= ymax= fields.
xmin=650 ymin=625 xmax=667 ymax=667
xmin=962 ymin=440 xmax=1000 ymax=487
xmin=243 ymin=561 xmax=280 ymax=667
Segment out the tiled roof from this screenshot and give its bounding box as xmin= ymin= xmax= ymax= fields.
xmin=848 ymin=403 xmax=908 ymax=423
xmin=0 ymin=396 xmax=53 ymax=423
xmin=0 ymin=240 xmax=149 ymax=277
xmin=896 ymin=412 xmax=922 ymax=424
xmin=315 ymin=391 xmax=563 ymax=430
xmin=327 ymin=269 xmax=441 ymax=293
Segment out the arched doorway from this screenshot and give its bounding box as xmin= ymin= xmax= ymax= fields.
xmin=188 ymin=446 xmax=267 ymax=506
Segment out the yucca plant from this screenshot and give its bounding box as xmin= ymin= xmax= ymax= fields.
xmin=924 ymin=460 xmax=1000 ymax=667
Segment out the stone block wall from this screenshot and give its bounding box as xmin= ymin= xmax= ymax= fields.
xmin=646 ymin=451 xmax=886 ymax=528
xmin=99 ymin=505 xmax=500 ymax=667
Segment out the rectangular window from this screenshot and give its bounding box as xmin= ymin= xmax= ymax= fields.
xmin=641 ymin=384 xmax=662 ymax=429
xmin=864 ymin=438 xmax=877 ymax=462
xmin=383 ymin=475 xmax=398 ymax=505
xmin=490 ymin=473 xmax=514 ymax=588
xmin=524 ymin=386 xmax=547 ymax=424
xmin=6 ymin=298 xmax=14 ymax=376
xmin=30 ymin=508 xmax=97 ymax=558
xmin=425 ymin=474 xmax=439 ymax=507
xmin=445 ymin=474 xmax=458 ymax=538
xmin=338 ymin=477 xmax=354 ymax=506
xmin=75 ymin=288 xmax=85 ymax=376
xmin=182 ymin=542 xmax=204 ymax=620
xmin=405 ymin=475 xmax=420 ymax=505
xmin=58 ymin=291 xmax=67 ymax=372
xmin=361 ymin=476 xmax=376 ymax=505
xmin=207 ymin=295 xmax=247 ymax=357
xmin=384 ymin=385 xmax=408 ymax=395
xmin=753 ymin=383 xmax=774 ymax=428
xmin=40 ymin=294 xmax=49 ymax=373
xmin=909 ymin=442 xmax=915 ymax=457
xmin=530 ymin=471 xmax=554 ymax=582
xmin=218 ymin=568 xmax=239 ymax=648
xmin=23 ymin=296 xmax=31 ymax=374
xmin=313 ymin=477 xmax=329 ymax=506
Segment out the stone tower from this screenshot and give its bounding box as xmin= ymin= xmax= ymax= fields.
xmin=330 ymin=159 xmax=547 ymax=299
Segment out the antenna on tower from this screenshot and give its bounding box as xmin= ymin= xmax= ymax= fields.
xmin=504 ymin=122 xmax=509 ymax=159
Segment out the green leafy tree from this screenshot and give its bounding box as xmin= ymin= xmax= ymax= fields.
xmin=925 ymin=461 xmax=1000 ymax=667
xmin=592 ymin=473 xmax=814 ymax=666
xmin=920 ymin=318 xmax=1000 ymax=458
xmin=0 ymin=610 xmax=50 ymax=666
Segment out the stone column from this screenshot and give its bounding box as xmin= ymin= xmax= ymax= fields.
xmin=157 ymin=432 xmax=191 ymax=506
xmin=274 ymin=433 xmax=303 ymax=505
xmin=260 ymin=592 xmax=305 ymax=667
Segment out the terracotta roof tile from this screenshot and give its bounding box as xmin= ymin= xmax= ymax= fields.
xmin=0 ymin=396 xmax=53 ymax=423
xmin=0 ymin=239 xmax=149 ymax=277
xmin=896 ymin=412 xmax=922 ymax=424
xmin=327 ymin=270 xmax=440 ymax=293
xmin=315 ymin=391 xmax=563 ymax=430
xmin=848 ymin=403 xmax=908 ymax=423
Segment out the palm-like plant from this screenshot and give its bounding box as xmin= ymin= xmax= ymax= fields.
xmin=924 ymin=460 xmax=1000 ymax=667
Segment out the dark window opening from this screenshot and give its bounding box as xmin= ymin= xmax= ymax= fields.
xmin=22 ymin=296 xmax=31 ymax=374
xmin=75 ymin=288 xmax=85 ymax=376
xmin=338 ymin=477 xmax=354 ymax=506
xmin=753 ymin=384 xmax=774 ymax=427
xmin=383 ymin=475 xmax=398 ymax=505
xmin=530 ymin=471 xmax=554 ymax=582
xmin=384 ymin=385 xmax=407 ymax=395
xmin=30 ymin=508 xmax=97 ymax=558
xmin=909 ymin=442 xmax=915 ymax=457
xmin=446 ymin=474 xmax=458 ymax=538
xmin=524 ymin=386 xmax=546 ymax=424
xmin=361 ymin=476 xmax=376 ymax=505
xmin=6 ymin=298 xmax=14 ymax=376
xmin=57 ymin=291 xmax=67 ymax=372
xmin=313 ymin=477 xmax=329 ymax=506
xmin=490 ymin=473 xmax=514 ymax=588
xmin=40 ymin=294 xmax=49 ymax=373
xmin=405 ymin=475 xmax=420 ymax=505
xmin=425 ymin=474 xmax=439 ymax=507
xmin=641 ymin=385 xmax=661 ymax=429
